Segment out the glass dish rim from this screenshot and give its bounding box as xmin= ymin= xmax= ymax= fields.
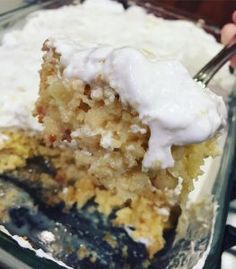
xmin=0 ymin=1 xmax=235 ymax=269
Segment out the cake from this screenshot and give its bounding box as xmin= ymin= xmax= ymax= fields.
xmin=33 ymin=39 xmax=225 ymax=256
xmin=0 ymin=0 xmax=231 ymax=263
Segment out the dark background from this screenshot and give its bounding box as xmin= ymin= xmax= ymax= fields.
xmin=146 ymin=0 xmax=236 ymax=27
xmin=1 ymin=1 xmax=235 ymax=27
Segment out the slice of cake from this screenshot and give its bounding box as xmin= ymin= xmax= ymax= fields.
xmin=34 ymin=39 xmax=226 ymax=257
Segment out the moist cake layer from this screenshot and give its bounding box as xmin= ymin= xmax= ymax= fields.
xmin=0 ymin=129 xmax=218 ymax=257
xmin=34 ymin=41 xmax=220 ymax=256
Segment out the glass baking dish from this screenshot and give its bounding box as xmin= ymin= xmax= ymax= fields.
xmin=0 ymin=1 xmax=235 ymax=269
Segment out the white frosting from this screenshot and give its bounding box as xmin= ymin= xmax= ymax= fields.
xmin=0 ymin=0 xmax=233 ymax=133
xmin=49 ymin=44 xmax=226 ymax=168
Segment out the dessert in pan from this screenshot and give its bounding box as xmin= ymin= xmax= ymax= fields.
xmin=35 ymin=41 xmax=224 ymax=256
xmin=0 ymin=0 xmax=234 ymax=268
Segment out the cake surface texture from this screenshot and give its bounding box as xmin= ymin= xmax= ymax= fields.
xmin=34 ymin=37 xmax=225 ymax=256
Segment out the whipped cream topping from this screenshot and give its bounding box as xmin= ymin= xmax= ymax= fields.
xmin=0 ymin=0 xmax=232 ymax=134
xmin=50 ymin=44 xmax=226 ymax=169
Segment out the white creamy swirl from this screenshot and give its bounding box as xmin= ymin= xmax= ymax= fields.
xmin=0 ymin=0 xmax=232 ymax=135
